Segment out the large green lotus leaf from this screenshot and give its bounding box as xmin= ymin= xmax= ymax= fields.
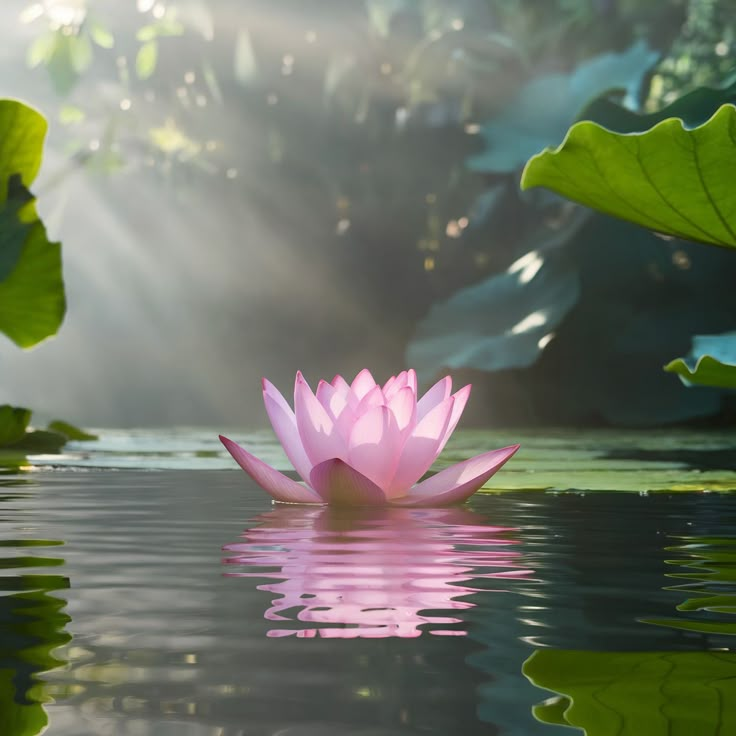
xmin=0 ymin=101 xmax=47 ymax=193
xmin=407 ymin=211 xmax=588 ymax=383
xmin=664 ymin=331 xmax=736 ymax=389
xmin=408 ymin=248 xmax=579 ymax=382
xmin=0 ymin=217 xmax=64 ymax=348
xmin=467 ymin=40 xmax=658 ymax=173
xmin=521 ymin=104 xmax=736 ymax=249
xmin=0 ymin=100 xmax=64 ymax=347
xmin=582 ymin=76 xmax=736 ymax=133
xmin=524 ymin=649 xmax=736 ymax=736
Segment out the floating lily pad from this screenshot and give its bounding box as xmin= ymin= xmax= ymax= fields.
xmin=521 ymin=104 xmax=736 ymax=250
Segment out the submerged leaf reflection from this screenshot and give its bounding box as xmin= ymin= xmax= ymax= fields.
xmin=0 ymin=542 xmax=71 ymax=736
xmin=223 ymin=506 xmax=531 ymax=639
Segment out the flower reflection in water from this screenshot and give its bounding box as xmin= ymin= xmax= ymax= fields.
xmin=223 ymin=506 xmax=531 ymax=639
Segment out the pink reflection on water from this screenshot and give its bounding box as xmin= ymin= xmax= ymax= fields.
xmin=223 ymin=506 xmax=531 ymax=638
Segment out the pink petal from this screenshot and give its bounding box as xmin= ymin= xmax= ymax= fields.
xmin=262 ymin=381 xmax=313 ymax=483
xmin=437 ymin=384 xmax=472 ymax=454
xmin=351 ymin=368 xmax=377 ymax=400
xmin=309 ymin=458 xmax=387 ymax=506
xmin=316 ymin=380 xmax=349 ymax=420
xmin=220 ymin=435 xmax=322 ymax=504
xmin=348 ymin=405 xmax=401 ymax=490
xmin=387 ymin=386 xmax=416 ymax=432
xmin=392 ymin=445 xmax=520 ymax=507
xmin=382 ymin=374 xmax=397 ymax=394
xmin=416 ymin=376 xmax=452 ymax=421
xmin=294 ymin=372 xmax=347 ymax=466
xmin=407 ymin=369 xmax=418 ymax=394
xmin=331 ymin=374 xmax=352 ymax=397
xmin=354 ymin=384 xmax=385 ymax=417
xmin=384 ymin=371 xmax=408 ymax=400
xmin=388 ymin=396 xmax=455 ymax=495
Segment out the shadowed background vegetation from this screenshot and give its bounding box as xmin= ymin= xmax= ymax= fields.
xmin=1 ymin=0 xmax=736 ymax=429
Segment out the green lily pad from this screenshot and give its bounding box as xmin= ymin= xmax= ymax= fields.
xmin=524 ymin=649 xmax=736 ymax=735
xmin=521 ymin=104 xmax=736 ymax=249
xmin=664 ymin=332 xmax=736 ymax=389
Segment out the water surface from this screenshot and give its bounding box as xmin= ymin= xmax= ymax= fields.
xmin=2 ymin=445 xmax=735 ymax=734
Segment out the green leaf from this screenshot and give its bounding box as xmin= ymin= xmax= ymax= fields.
xmin=47 ymin=420 xmax=98 ymax=442
xmin=26 ymin=32 xmax=57 ymax=69
xmin=88 ymin=19 xmax=115 ymax=49
xmin=45 ymin=34 xmax=81 ymax=96
xmin=0 ymin=405 xmax=32 ymax=447
xmin=521 ymin=104 xmax=736 ymax=249
xmin=0 ymin=218 xmax=65 ymax=348
xmin=524 ymin=649 xmax=736 ymax=735
xmin=58 ymin=104 xmax=85 ymax=125
xmin=407 ymin=210 xmax=588 ymax=382
xmin=665 ymin=331 xmax=736 ymax=389
xmin=0 ymin=100 xmax=65 ymax=348
xmin=136 ymin=40 xmax=158 ymax=80
xmin=136 ymin=24 xmax=158 ymax=42
xmin=665 ymin=355 xmax=736 ymax=389
xmin=0 ymin=101 xmax=47 ymax=192
xmin=468 ymin=40 xmax=659 ymax=173
xmin=69 ymin=34 xmax=93 ymax=74
xmin=0 ymin=176 xmax=36 ymax=282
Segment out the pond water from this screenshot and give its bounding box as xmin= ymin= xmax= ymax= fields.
xmin=1 ymin=429 xmax=735 ymax=735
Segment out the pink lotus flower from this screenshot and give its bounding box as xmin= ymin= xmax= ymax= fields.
xmin=219 ymin=369 xmax=519 ymax=507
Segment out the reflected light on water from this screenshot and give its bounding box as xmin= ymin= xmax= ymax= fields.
xmin=223 ymin=506 xmax=532 ymax=639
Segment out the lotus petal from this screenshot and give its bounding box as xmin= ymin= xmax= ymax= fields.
xmin=309 ymin=458 xmax=387 ymax=506
xmin=294 ymin=372 xmax=347 ymax=465
xmin=387 ymin=385 xmax=416 ymax=433
xmin=407 ymin=369 xmax=418 ymax=394
xmin=388 ymin=396 xmax=455 ymax=495
xmin=316 ymin=379 xmax=348 ymax=420
xmin=262 ymin=379 xmax=313 ymax=482
xmin=220 ymin=435 xmax=322 ymax=504
xmin=348 ymin=405 xmax=402 ymax=489
xmin=438 ymin=384 xmax=472 ymax=453
xmin=384 ymin=370 xmax=408 ymax=400
xmin=351 ymin=368 xmax=377 ymax=400
xmin=417 ymin=376 xmax=452 ymax=421
xmin=392 ymin=445 xmax=520 ymax=507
